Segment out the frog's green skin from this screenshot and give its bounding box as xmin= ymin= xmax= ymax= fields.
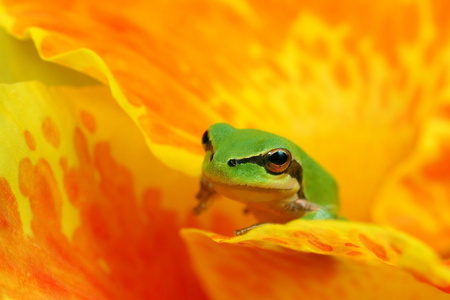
xmin=195 ymin=123 xmax=339 ymax=235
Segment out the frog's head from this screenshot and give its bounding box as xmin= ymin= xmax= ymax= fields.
xmin=200 ymin=123 xmax=301 ymax=202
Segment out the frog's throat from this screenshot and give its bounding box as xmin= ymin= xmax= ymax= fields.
xmin=203 ymin=173 xmax=300 ymax=203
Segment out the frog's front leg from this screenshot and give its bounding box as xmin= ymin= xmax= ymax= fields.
xmin=284 ymin=198 xmax=336 ymax=220
xmin=193 ymin=177 xmax=216 ymax=215
xmin=283 ymin=198 xmax=321 ymax=215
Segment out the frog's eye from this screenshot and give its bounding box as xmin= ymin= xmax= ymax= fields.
xmin=264 ymin=148 xmax=291 ymax=174
xmin=202 ymin=130 xmax=213 ymax=152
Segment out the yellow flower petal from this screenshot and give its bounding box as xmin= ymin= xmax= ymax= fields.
xmin=183 ymin=226 xmax=450 ymax=299
xmin=375 ymin=99 xmax=450 ymax=256
xmin=3 ymin=1 xmax=449 ymax=221
xmin=2 ymin=0 xmax=450 ymax=297
xmin=0 ymin=81 xmax=206 ymax=298
xmin=183 ymin=219 xmax=450 ymax=294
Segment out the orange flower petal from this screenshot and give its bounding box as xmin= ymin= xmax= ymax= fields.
xmin=183 ymin=219 xmax=450 ymax=294
xmin=0 ymin=81 xmax=206 ymax=298
xmin=374 ymin=99 xmax=450 ymax=256
xmin=1 ymin=1 xmax=450 ymax=297
xmin=3 ymin=1 xmax=450 ymax=220
xmin=183 ymin=227 xmax=450 ymax=299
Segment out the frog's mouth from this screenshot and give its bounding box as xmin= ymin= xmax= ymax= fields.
xmin=208 ymin=178 xmax=297 ymax=192
xmin=207 ymin=178 xmax=300 ymax=203
xmin=203 ymin=171 xmax=300 ymax=200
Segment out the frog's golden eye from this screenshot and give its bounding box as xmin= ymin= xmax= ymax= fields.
xmin=264 ymin=148 xmax=291 ymax=174
xmin=202 ymin=130 xmax=212 ymax=152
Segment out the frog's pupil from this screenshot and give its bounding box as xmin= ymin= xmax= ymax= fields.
xmin=227 ymin=159 xmax=237 ymax=167
xmin=269 ymin=151 xmax=288 ymax=165
xmin=202 ymin=130 xmax=209 ymax=145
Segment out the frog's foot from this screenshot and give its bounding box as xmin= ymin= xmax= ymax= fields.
xmin=283 ymin=199 xmax=321 ymax=213
xmin=234 ymin=223 xmax=270 ymax=236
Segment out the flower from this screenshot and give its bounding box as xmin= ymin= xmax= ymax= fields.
xmin=1 ymin=0 xmax=450 ymax=298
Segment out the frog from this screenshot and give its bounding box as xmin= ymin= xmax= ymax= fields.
xmin=194 ymin=123 xmax=339 ymax=235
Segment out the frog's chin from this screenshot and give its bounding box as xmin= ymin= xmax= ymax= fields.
xmin=209 ymin=179 xmax=300 ymax=203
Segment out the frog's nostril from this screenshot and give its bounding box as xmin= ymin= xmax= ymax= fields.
xmin=209 ymin=153 xmax=214 ymax=162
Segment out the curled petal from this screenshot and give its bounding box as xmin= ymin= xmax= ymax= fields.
xmin=183 ymin=219 xmax=450 ymax=294
xmin=0 ymin=81 xmax=206 ymax=298
xmin=2 ymin=0 xmax=450 ymax=296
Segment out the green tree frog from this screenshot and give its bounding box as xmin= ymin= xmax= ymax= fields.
xmin=194 ymin=123 xmax=339 ymax=235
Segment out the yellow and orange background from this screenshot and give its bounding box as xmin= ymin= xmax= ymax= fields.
xmin=1 ymin=0 xmax=450 ymax=298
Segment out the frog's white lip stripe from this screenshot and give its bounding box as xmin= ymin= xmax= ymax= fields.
xmin=203 ymin=174 xmax=299 ymax=193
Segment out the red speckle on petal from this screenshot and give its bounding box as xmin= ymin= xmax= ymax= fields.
xmin=345 ymin=243 xmax=360 ymax=248
xmin=80 ymin=110 xmax=97 ymax=133
xmin=390 ymin=243 xmax=403 ymax=255
xmin=85 ymin=203 xmax=111 ymax=242
xmin=31 ymin=266 xmax=68 ymax=295
xmin=0 ymin=177 xmax=21 ymax=232
xmin=262 ymin=238 xmax=289 ymax=245
xmin=309 ymin=240 xmax=333 ymax=252
xmin=24 ymin=130 xmax=36 ymax=151
xmin=293 ymin=231 xmax=333 ymax=252
xmin=408 ymin=269 xmax=450 ymax=294
xmin=293 ymin=231 xmax=310 ymax=238
xmin=436 ymin=285 xmax=450 ymax=293
xmin=346 ymin=251 xmax=363 ymax=256
xmin=41 ymin=116 xmax=60 ymax=148
xmin=359 ymin=234 xmax=389 ymax=261
xmin=18 ymin=157 xmax=63 ymax=238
